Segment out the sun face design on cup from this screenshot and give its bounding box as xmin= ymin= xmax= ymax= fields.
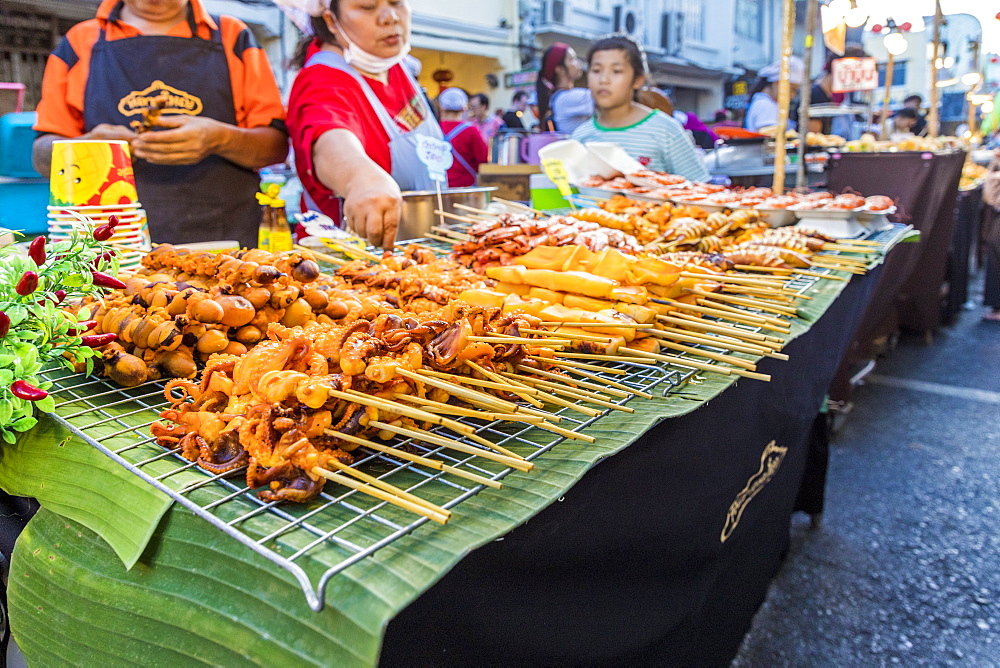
xmin=50 ymin=142 xmax=114 ymax=205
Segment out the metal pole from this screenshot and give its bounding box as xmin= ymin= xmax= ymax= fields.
xmin=771 ymin=0 xmax=797 ymax=194
xmin=880 ymin=51 xmax=895 ymax=139
xmin=796 ymin=0 xmax=818 ymax=189
xmin=965 ymin=40 xmax=981 ymax=148
xmin=927 ymin=0 xmax=942 ymax=138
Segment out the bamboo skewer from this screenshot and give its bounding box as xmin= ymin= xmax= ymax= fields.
xmin=529 ymin=355 xmax=627 ymax=375
xmin=432 ymin=209 xmax=479 ymax=225
xmin=312 ymin=467 xmax=450 ymax=524
xmin=394 ymin=367 xmax=558 ymax=421
xmin=329 ymin=388 xmax=474 ymax=436
xmin=646 ymin=326 xmax=783 ymax=358
xmin=619 ymin=348 xmax=772 ymax=381
xmin=468 ymin=335 xmax=572 ymax=346
xmin=327 ymin=429 xmax=502 ymax=489
xmin=655 ymin=298 xmax=770 ymax=325
xmin=559 ymin=352 xmax=659 ymax=365
xmin=431 ymin=225 xmax=471 ymax=241
xmin=294 ymin=244 xmax=348 ymax=266
xmin=321 ymin=457 xmax=453 ymax=518
xmin=417 ymin=367 xmax=541 ymax=396
xmin=422 ymin=232 xmax=463 ymax=245
xmin=693 ymin=299 xmax=792 ymax=332
xmin=368 ymin=420 xmax=534 ymax=472
xmin=324 ymin=239 xmax=381 ymax=262
xmin=822 ymin=243 xmax=880 ymax=254
xmin=521 ymin=327 xmax=612 ymax=343
xmin=464 ymin=360 xmax=546 ymax=409
xmin=558 ymin=364 xmax=653 ymax=399
xmin=719 ymin=285 xmax=798 ymax=302
xmin=658 ymin=314 xmax=777 ymax=345
xmin=504 ymin=373 xmax=634 ymax=412
xmin=679 ymin=271 xmax=785 ymax=289
xmin=687 ymin=289 xmax=800 ymax=317
xmin=491 ymin=197 xmax=546 ymax=216
xmin=654 ymin=339 xmax=758 ymax=371
xmin=515 ymin=364 xmax=632 ymax=399
xmin=495 ymin=372 xmax=605 ymax=416
xmin=452 ymin=202 xmax=493 ymax=216
xmin=393 ymin=393 xmax=548 ymax=424
xmin=538 ymin=321 xmax=647 ymax=328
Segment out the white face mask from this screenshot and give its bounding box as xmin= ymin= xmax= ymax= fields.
xmin=333 ymin=17 xmax=410 ymax=74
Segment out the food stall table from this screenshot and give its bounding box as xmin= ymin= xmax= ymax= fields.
xmin=826 ymin=151 xmax=966 ymax=402
xmin=0 ymin=230 xmax=907 ymax=665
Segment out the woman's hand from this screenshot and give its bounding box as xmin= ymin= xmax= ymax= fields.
xmin=342 ymin=169 xmax=402 ymax=249
xmin=313 ymin=128 xmax=403 ymax=250
xmin=131 ymin=116 xmax=223 ymax=165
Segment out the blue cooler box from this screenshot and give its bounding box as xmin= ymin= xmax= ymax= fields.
xmin=0 ymin=112 xmax=48 ymax=234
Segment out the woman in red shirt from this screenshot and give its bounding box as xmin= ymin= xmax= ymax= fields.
xmin=436 ymin=87 xmax=487 ymax=188
xmin=287 ymin=0 xmax=443 ymax=248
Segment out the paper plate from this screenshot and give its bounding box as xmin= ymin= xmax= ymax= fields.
xmin=754 ymin=207 xmax=798 ymax=227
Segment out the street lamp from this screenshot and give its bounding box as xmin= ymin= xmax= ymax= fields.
xmin=874 ymin=19 xmax=911 ymax=138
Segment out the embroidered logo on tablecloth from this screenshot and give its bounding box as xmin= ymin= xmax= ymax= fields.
xmin=721 ymin=440 xmax=788 ymax=543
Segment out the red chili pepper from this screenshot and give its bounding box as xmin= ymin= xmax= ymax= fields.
xmin=92 ymin=250 xmax=116 ymax=269
xmin=15 ymin=271 xmax=38 ymax=296
xmin=11 ymin=380 xmax=48 ymax=402
xmin=0 ymin=312 xmax=8 ymax=339
xmin=28 ymin=237 xmax=46 ymax=266
xmin=80 ymin=332 xmax=117 ymax=348
xmin=107 ymin=214 xmax=120 ymax=229
xmin=68 ymin=319 xmax=97 ymax=336
xmin=54 ymin=289 xmax=67 ymax=304
xmin=91 ymin=271 xmax=126 ymax=290
xmin=93 ymin=224 xmax=114 ymax=242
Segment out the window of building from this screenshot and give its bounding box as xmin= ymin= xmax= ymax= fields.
xmin=679 ymin=0 xmax=704 ymax=42
xmin=877 ymin=61 xmax=907 ymax=88
xmin=734 ymin=0 xmax=762 ymax=41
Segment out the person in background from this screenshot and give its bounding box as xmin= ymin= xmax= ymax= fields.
xmin=286 ymin=0 xmax=444 ymax=249
xmin=467 ymin=93 xmax=504 ymax=144
xmin=673 ymin=109 xmax=718 ymax=149
xmin=711 ymin=109 xmax=740 ymax=130
xmin=32 ymin=0 xmax=288 ymax=249
xmin=437 ymin=87 xmax=487 ymax=188
xmin=502 ymin=90 xmax=529 ymax=130
xmin=903 ymin=94 xmax=927 ymax=136
xmin=744 ymin=56 xmax=804 ymax=133
xmin=887 ymin=107 xmax=918 ymax=139
xmin=572 ymin=34 xmax=708 ymax=182
xmin=981 ymin=151 xmax=1000 ymax=321
xmin=808 ymin=46 xmax=866 ymax=135
xmin=536 ymin=42 xmax=594 ymax=134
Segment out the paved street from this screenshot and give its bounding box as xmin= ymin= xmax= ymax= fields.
xmin=734 ymin=270 xmax=1000 ymax=665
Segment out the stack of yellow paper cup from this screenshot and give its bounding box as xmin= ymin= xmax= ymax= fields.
xmin=46 ymin=139 xmax=149 ymax=271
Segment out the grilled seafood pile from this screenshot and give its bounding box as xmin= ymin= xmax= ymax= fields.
xmin=81 ymin=244 xmax=401 ymax=386
xmin=450 ymin=214 xmax=641 ymax=272
xmin=336 ymin=249 xmax=493 ymax=311
xmin=151 ymin=306 xmax=565 ymax=503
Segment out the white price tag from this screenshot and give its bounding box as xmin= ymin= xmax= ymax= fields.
xmin=293 ymin=210 xmax=340 ymax=238
xmin=416 ymin=135 xmax=454 ymax=183
xmin=830 ymin=57 xmax=878 ymax=94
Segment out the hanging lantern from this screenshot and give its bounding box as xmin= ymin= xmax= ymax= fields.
xmin=432 ymin=69 xmax=454 ymax=84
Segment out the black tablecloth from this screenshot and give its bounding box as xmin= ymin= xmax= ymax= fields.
xmin=826 ymin=151 xmax=965 ymax=402
xmin=381 ymin=266 xmax=883 ymax=666
xmin=943 ymin=187 xmax=983 ymax=323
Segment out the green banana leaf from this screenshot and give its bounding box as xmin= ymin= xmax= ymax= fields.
xmin=5 ymin=259 xmax=863 ymax=664
xmin=0 ymin=412 xmax=170 ymax=568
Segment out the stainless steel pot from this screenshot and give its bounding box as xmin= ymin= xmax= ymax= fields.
xmin=492 ymin=131 xmax=528 ymax=165
xmin=397 ymin=186 xmax=497 ymax=241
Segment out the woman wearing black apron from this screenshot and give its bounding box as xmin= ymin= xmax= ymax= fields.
xmin=33 ymin=0 xmax=288 ymax=249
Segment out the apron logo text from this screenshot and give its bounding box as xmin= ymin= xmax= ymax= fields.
xmin=721 ymin=440 xmax=788 ymax=543
xmin=117 ymin=80 xmax=204 ymax=118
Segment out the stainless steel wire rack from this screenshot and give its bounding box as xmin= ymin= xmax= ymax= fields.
xmin=38 ymin=225 xmax=886 ymax=611
xmin=40 ymin=354 xmax=680 ymax=611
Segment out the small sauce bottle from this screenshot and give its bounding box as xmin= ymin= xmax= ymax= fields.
xmin=256 ymin=191 xmax=273 ymax=251
xmin=268 ymin=197 xmax=294 ymax=253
